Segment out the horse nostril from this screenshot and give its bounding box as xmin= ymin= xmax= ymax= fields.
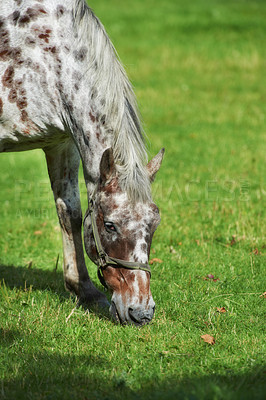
xmin=128 ymin=307 xmax=140 ymax=324
xmin=128 ymin=306 xmax=154 ymax=326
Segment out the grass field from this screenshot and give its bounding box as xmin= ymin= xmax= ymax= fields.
xmin=0 ymin=0 xmax=265 ymax=399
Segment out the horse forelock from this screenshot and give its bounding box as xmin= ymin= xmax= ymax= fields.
xmin=72 ymin=0 xmax=151 ymax=203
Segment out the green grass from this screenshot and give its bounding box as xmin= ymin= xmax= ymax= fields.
xmin=0 ymin=0 xmax=265 ymax=399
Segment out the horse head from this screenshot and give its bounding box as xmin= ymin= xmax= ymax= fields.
xmin=84 ymin=148 xmax=164 ymax=326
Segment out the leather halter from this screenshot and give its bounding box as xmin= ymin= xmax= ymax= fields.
xmin=86 ymin=197 xmax=151 ymax=289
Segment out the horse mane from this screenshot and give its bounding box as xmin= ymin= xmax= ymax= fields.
xmin=72 ymin=0 xmax=151 ymax=202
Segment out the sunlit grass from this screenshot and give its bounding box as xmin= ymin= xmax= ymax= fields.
xmin=0 ymin=0 xmax=265 ymax=399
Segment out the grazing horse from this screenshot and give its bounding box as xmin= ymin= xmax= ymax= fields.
xmin=0 ymin=0 xmax=164 ymax=325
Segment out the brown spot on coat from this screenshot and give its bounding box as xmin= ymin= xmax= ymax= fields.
xmin=89 ymin=112 xmax=96 ymax=123
xmin=8 ymin=88 xmax=17 ymax=103
xmin=18 ymin=5 xmax=47 ymax=26
xmin=44 ymin=46 xmax=57 ymax=54
xmin=0 ymin=29 xmax=10 ymax=60
xmin=74 ymin=47 xmax=88 ymax=62
xmin=39 ymin=29 xmax=51 ymax=43
xmin=17 ymin=97 xmax=27 ymax=110
xmin=0 ymin=98 xmax=3 ymax=116
xmin=14 ymin=79 xmax=23 ymax=88
xmin=21 ymin=110 xmax=28 ymax=120
xmin=0 ymin=27 xmax=23 ymax=64
xmin=56 ymin=5 xmax=65 ymax=18
xmin=19 ymin=87 xmax=26 ymax=97
xmin=89 ymin=111 xmax=96 ymax=123
xmin=25 ymin=36 xmax=36 ymax=47
xmin=2 ymin=66 xmax=14 ymax=88
xmin=18 ymin=15 xmax=31 ymax=26
xmin=12 ymin=10 xmax=20 ymax=25
xmin=11 ymin=47 xmax=22 ymax=63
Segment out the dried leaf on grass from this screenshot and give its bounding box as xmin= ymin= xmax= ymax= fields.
xmin=200 ymin=274 xmax=220 ymax=282
xmin=216 ymin=307 xmax=227 ymax=313
xmin=150 ymin=258 xmax=163 ymax=264
xmin=252 ymin=248 xmax=262 ymax=255
xmin=227 ymin=235 xmax=246 ymax=247
xmin=34 ymin=230 xmax=42 ymax=235
xmin=230 ymin=235 xmax=237 ymax=246
xmin=201 ymin=334 xmax=215 ymax=345
xmin=259 ymin=292 xmax=266 ymax=299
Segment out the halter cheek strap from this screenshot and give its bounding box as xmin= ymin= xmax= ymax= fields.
xmin=86 ymin=198 xmax=151 ymax=289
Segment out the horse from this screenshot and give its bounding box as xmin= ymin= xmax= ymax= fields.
xmin=0 ymin=0 xmax=164 ymax=326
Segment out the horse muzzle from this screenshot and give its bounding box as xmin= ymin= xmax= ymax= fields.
xmin=110 ymin=298 xmax=155 ymax=326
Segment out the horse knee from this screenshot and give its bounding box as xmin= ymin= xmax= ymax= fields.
xmin=56 ymin=198 xmax=82 ymax=234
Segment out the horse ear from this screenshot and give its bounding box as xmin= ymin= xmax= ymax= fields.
xmin=146 ymin=148 xmax=165 ymax=182
xmin=100 ymin=148 xmax=116 ymax=183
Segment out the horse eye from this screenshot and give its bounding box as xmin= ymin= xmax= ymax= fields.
xmin=104 ymin=221 xmax=117 ymax=233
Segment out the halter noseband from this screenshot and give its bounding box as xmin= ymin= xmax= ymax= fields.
xmin=86 ymin=197 xmax=151 ymax=289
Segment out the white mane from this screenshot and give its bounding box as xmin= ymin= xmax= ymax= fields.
xmin=73 ymin=0 xmax=151 ymax=202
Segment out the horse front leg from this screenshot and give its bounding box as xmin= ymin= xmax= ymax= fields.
xmin=44 ymin=140 xmax=109 ymax=308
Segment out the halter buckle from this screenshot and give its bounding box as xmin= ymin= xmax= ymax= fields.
xmin=98 ymin=251 xmax=108 ymax=269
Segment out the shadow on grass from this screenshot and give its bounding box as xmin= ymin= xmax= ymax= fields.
xmin=0 ymin=263 xmax=65 ymax=293
xmin=0 ymin=263 xmax=111 ymax=320
xmin=0 ymin=326 xmax=265 ymax=400
xmin=1 ymin=266 xmax=265 ymax=400
xmin=1 ymin=267 xmax=265 ymax=400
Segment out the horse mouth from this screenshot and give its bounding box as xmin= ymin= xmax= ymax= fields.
xmin=110 ymin=301 xmax=153 ymax=326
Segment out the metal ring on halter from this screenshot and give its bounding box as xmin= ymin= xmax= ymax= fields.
xmin=84 ymin=196 xmax=151 ymax=289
